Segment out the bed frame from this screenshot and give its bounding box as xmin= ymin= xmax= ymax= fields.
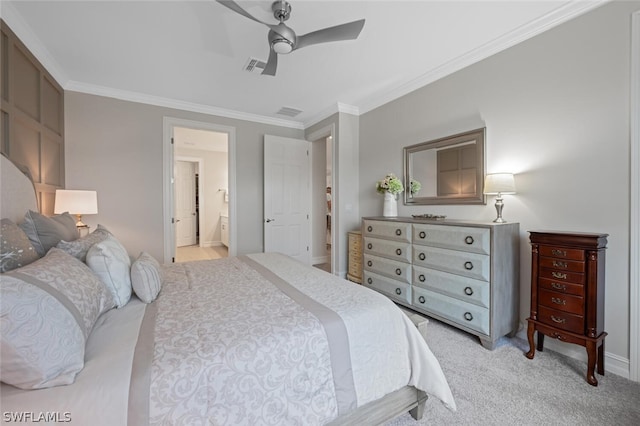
xmin=0 ymin=153 xmax=428 ymax=424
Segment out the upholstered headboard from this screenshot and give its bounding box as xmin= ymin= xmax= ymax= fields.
xmin=1 ymin=153 xmax=38 ymax=223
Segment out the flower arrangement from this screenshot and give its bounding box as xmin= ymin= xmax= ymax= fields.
xmin=410 ymin=179 xmax=422 ymax=195
xmin=376 ymin=173 xmax=404 ymax=195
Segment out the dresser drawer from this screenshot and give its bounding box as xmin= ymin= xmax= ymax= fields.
xmin=539 ymin=289 xmax=584 ymax=315
xmin=363 ymin=254 xmax=411 ymax=283
xmin=363 ymin=237 xmax=411 ymax=263
xmin=412 ymin=287 xmax=490 ymax=335
xmin=539 ymin=268 xmax=584 ymax=284
xmin=363 ymin=220 xmax=411 ymax=242
xmin=538 ymin=245 xmax=585 ymax=261
xmin=363 ymin=271 xmax=411 ymax=304
xmin=413 ymin=224 xmax=490 ymax=255
xmin=413 ymin=265 xmax=490 ymax=308
xmin=539 ymin=256 xmax=585 ymax=273
xmin=349 ymin=232 xmax=362 ymax=249
xmin=413 ymin=245 xmax=490 ymax=282
xmin=539 ymin=277 xmax=584 ymax=297
xmin=538 ymin=305 xmax=584 ymax=334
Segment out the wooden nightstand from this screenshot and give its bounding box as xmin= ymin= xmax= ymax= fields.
xmin=347 ymin=231 xmax=362 ymax=283
xmin=525 ymin=231 xmax=608 ymax=386
xmin=77 ymin=226 xmax=90 ymax=237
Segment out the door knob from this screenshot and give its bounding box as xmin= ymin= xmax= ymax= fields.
xmin=265 ymin=218 xmax=275 ymax=223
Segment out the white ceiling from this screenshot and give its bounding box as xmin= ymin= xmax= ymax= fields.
xmin=3 ymin=0 xmax=607 ymax=128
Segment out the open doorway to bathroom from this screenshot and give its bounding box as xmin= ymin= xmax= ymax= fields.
xmin=312 ymin=135 xmax=332 ymax=272
xmin=173 ymin=127 xmax=229 ymax=262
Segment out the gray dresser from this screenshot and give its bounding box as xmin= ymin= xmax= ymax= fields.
xmin=362 ymin=217 xmax=519 ymax=349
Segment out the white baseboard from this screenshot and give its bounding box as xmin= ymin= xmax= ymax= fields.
xmin=312 ymin=255 xmax=330 ymax=265
xmin=515 ymin=329 xmax=630 ymax=380
xmin=200 ymin=241 xmax=223 ymax=248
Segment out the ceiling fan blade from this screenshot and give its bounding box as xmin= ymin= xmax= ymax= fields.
xmin=262 ymin=48 xmax=278 ymax=76
xmin=295 ymin=19 xmax=365 ymax=50
xmin=216 ymin=0 xmax=283 ymax=34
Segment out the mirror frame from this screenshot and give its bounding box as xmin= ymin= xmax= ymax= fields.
xmin=403 ymin=127 xmax=486 ymax=205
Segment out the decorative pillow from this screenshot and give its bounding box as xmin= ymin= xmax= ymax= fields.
xmin=57 ymin=225 xmax=112 ymax=262
xmin=131 ymin=252 xmax=163 ymax=303
xmin=18 ymin=210 xmax=79 ymax=256
xmin=0 ymin=248 xmax=115 ymax=389
xmin=86 ymin=235 xmax=132 ymax=308
xmin=0 ymin=218 xmax=40 ymax=272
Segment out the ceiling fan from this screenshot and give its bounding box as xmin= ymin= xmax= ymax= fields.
xmin=217 ymin=0 xmax=365 ymax=76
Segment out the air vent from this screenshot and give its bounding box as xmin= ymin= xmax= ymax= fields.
xmin=244 ymin=57 xmax=266 ymax=73
xmin=276 ymin=106 xmax=303 ymax=117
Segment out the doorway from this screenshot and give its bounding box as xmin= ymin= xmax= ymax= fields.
xmin=311 ymin=135 xmax=333 ymax=272
xmin=163 ymin=118 xmax=237 ymax=264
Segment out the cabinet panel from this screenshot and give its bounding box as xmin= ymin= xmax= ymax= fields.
xmin=413 ymin=265 xmax=490 ymax=308
xmin=363 ymin=220 xmax=411 ymax=242
xmin=539 ymin=288 xmax=584 ymax=315
xmin=363 ymin=253 xmax=410 ymax=284
xmin=413 ymin=245 xmax=490 ymax=282
xmin=413 ymin=223 xmax=490 ymax=254
xmin=363 ymin=271 xmax=411 ymax=304
xmin=363 ymin=236 xmax=411 ymax=263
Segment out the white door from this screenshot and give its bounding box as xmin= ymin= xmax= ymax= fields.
xmin=264 ymin=135 xmax=311 ymax=264
xmin=175 ymin=161 xmax=197 ymax=247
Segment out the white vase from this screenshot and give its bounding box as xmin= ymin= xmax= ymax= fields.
xmin=383 ymin=192 xmax=398 ymax=217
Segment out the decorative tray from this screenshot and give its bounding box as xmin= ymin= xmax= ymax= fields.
xmin=411 ymin=214 xmax=447 ymax=220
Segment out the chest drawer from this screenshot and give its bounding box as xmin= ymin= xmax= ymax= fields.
xmin=413 ymin=223 xmax=490 ymax=255
xmin=363 ymin=237 xmax=411 ymax=263
xmin=539 ymin=268 xmax=585 ymax=285
xmin=538 ymin=245 xmax=585 ymax=261
xmin=363 ymin=271 xmax=411 ymax=304
xmin=363 ymin=220 xmax=411 ymax=242
xmin=363 ymin=254 xmax=411 ymax=284
xmin=413 ymin=245 xmax=490 ymax=282
xmin=539 ymin=288 xmax=584 ymax=315
xmin=412 ymin=286 xmax=490 ymax=335
xmin=539 ymin=256 xmax=585 ymax=273
xmin=539 ymin=277 xmax=584 ymax=297
xmin=538 ymin=305 xmax=584 ymax=334
xmin=413 ymin=265 xmax=490 ymax=308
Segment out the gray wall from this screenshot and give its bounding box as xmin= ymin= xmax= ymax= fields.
xmin=64 ymin=91 xmax=304 ymax=261
xmin=359 ymin=1 xmax=638 ymax=368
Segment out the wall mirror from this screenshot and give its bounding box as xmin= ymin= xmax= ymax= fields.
xmin=404 ymin=127 xmax=486 ymax=205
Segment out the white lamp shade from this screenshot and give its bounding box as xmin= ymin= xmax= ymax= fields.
xmin=483 ymin=173 xmax=516 ymax=195
xmin=54 ymin=190 xmax=98 ymax=215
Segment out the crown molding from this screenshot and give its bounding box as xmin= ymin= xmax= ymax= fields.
xmin=357 ymin=0 xmax=611 ymax=116
xmin=1 ymin=2 xmax=69 ymax=86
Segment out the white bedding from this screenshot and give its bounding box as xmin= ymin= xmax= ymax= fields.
xmin=0 ymin=253 xmax=455 ymax=425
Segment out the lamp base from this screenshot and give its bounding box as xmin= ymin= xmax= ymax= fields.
xmin=74 ymin=214 xmax=86 ymax=228
xmin=493 ymin=195 xmax=508 ymax=223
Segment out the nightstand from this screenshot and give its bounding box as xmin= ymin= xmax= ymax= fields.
xmin=347 ymin=231 xmax=362 ymax=283
xmin=78 ymin=226 xmax=90 ymax=237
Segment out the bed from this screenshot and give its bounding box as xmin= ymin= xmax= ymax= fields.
xmin=0 ymin=154 xmax=456 ymax=425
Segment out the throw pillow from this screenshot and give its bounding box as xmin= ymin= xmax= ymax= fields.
xmin=18 ymin=210 xmax=79 ymax=256
xmin=57 ymin=225 xmax=112 ymax=262
xmin=0 ymin=218 xmax=40 ymax=272
xmin=130 ymin=252 xmax=163 ymax=303
xmin=86 ymin=235 xmax=132 ymax=308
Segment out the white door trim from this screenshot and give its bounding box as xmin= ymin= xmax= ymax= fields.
xmin=163 ymin=117 xmax=237 ymax=263
xmin=629 ymin=10 xmax=639 ymax=382
xmin=307 ymin=124 xmax=336 ymax=274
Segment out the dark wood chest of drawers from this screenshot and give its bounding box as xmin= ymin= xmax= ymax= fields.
xmin=525 ymin=231 xmax=608 ymax=386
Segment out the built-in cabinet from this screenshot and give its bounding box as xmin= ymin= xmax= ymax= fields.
xmin=362 ymin=217 xmax=519 ymax=349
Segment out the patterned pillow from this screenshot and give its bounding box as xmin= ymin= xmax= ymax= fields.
xmin=18 ymin=210 xmax=79 ymax=256
xmin=0 ymin=248 xmax=115 ymax=389
xmin=131 ymin=252 xmax=163 ymax=303
xmin=0 ymin=218 xmax=40 ymax=272
xmin=57 ymin=225 xmax=112 ymax=262
xmin=86 ymin=235 xmax=132 ymax=308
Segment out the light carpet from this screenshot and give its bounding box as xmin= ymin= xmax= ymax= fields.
xmin=386 ymin=319 xmax=640 ymax=426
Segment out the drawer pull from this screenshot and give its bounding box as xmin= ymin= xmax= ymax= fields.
xmin=395 ymin=288 xmax=402 ymax=295
xmin=464 ymin=236 xmax=474 ymax=245
xmin=551 ymin=249 xmax=567 ymax=257
xmin=552 ymin=332 xmax=567 ymax=341
xmin=396 ymin=248 xmax=402 ymax=256
xmin=419 ymin=274 xmax=426 ymax=282
xmin=395 ymin=268 xmax=402 ymax=276
xmin=367 ymin=260 xmax=373 ymax=267
xmin=367 ymin=277 xmax=373 ymax=284
xmin=418 ymin=253 xmax=426 ymax=261
xmin=367 ymin=243 xmax=373 ymax=250
xmin=395 ymin=229 xmax=402 ymax=236
xmin=464 ymin=261 xmax=474 ymax=270
xmin=550 ymin=315 xmax=566 ymax=324
xmin=464 ymin=286 xmax=474 ymax=296
xmin=551 ymin=282 xmax=567 ymax=291
xmin=418 ymin=296 xmax=426 ymax=304
xmin=367 ymin=225 xmax=373 ymax=232
xmin=551 ymin=297 xmax=566 ymax=305
xmin=419 ymin=231 xmax=426 ymax=239
xmin=551 ymin=272 xmax=567 ymax=280
xmin=552 ymin=260 xmax=568 ymax=269
xmin=464 ymin=312 xmax=473 ymax=321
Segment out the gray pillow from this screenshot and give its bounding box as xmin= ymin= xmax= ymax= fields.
xmin=19 ymin=210 xmax=79 ymax=256
xmin=0 ymin=218 xmax=40 ymax=272
xmin=131 ymin=252 xmax=163 ymax=303
xmin=57 ymin=225 xmax=112 ymax=262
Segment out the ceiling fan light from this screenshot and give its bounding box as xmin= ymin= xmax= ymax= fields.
xmin=272 ymin=38 xmax=293 ymax=54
